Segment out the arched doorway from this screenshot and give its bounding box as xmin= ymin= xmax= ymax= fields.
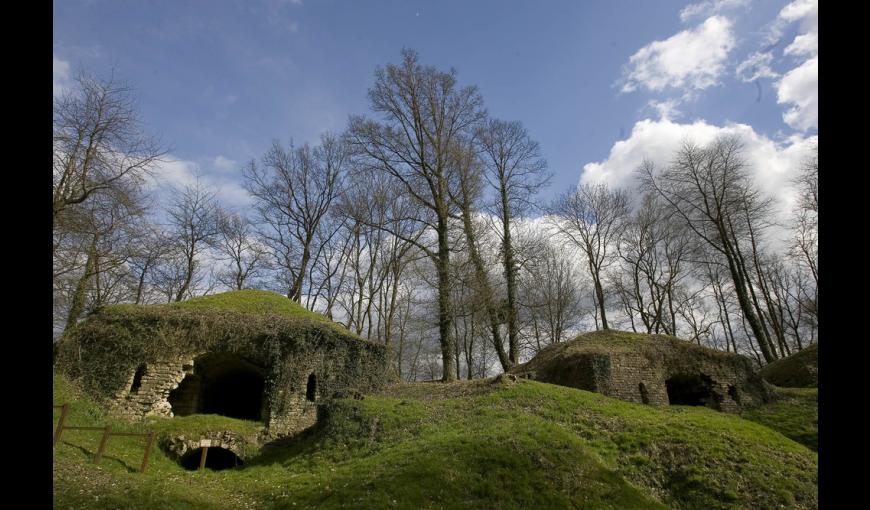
xmin=169 ymin=353 xmax=266 ymax=421
xmin=665 ymin=373 xmax=722 ymax=410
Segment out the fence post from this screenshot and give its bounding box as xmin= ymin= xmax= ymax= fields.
xmin=140 ymin=432 xmax=156 ymax=473
xmin=199 ymin=446 xmax=209 ymax=470
xmin=53 ymin=403 xmax=69 ymax=447
xmin=94 ymin=425 xmax=112 ymax=464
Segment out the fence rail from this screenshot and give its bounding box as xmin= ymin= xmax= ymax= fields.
xmin=52 ymin=403 xmax=157 ymax=473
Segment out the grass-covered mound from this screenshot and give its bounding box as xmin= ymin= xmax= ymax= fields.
xmin=760 ymin=344 xmax=818 ymax=388
xmin=515 ymin=330 xmax=749 ymax=371
xmin=161 ymin=289 xmax=332 ymax=322
xmin=54 ymin=371 xmax=817 ymax=509
xmin=511 ymin=330 xmax=767 ymax=410
xmin=54 ymin=290 xmax=387 ymax=406
xmin=742 ymin=386 xmax=818 ymax=451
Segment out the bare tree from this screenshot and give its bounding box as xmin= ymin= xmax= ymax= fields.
xmin=346 ymin=49 xmax=487 ymax=381
xmin=126 ymin=222 xmax=174 ymax=304
xmin=165 ymin=181 xmax=220 ymax=302
xmin=58 ymin=168 xmax=148 ymax=330
xmin=613 ymin=193 xmax=695 ymax=335
xmin=550 ymin=182 xmax=629 ymax=330
xmin=448 ymin=140 xmax=512 ymax=370
xmin=213 ymin=210 xmax=269 ymax=291
xmin=53 ymin=70 xmax=165 ymax=222
xmin=475 ymin=118 xmax=551 ymax=365
xmin=641 ymin=137 xmax=780 ymax=362
xmin=245 ymin=132 xmax=348 ymax=303
xmin=790 ymin=145 xmax=818 ymax=337
xmin=518 ymin=236 xmax=586 ymax=352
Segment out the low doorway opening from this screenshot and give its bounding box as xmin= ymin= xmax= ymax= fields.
xmin=168 ymin=353 xmax=266 ymax=421
xmin=665 ymin=373 xmax=722 ymax=410
xmin=180 ymin=447 xmax=243 ymax=471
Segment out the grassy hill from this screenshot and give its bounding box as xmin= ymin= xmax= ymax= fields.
xmin=53 ymin=372 xmax=817 ymax=509
xmin=760 ymin=344 xmax=818 ymax=388
xmin=742 ymin=386 xmax=818 ymax=451
xmin=102 ymin=289 xmax=335 ymax=324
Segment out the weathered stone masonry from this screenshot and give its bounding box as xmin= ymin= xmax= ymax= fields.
xmin=56 ymin=303 xmax=388 ymax=438
xmin=512 ymin=331 xmax=768 ymax=412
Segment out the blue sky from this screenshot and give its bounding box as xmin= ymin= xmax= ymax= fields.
xmin=54 ymin=0 xmax=817 ymax=212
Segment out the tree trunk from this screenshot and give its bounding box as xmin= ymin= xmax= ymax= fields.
xmin=290 ymin=238 xmax=312 ymax=303
xmin=499 ymin=190 xmax=520 ymax=365
xmin=65 ymin=238 xmax=97 ymax=331
xmin=436 ymin=216 xmax=456 ymax=382
xmin=593 ymin=272 xmax=609 ymax=330
xmin=459 ymin=203 xmax=511 ymax=371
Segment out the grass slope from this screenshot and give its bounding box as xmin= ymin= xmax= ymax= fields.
xmin=760 ymin=344 xmax=818 ymax=388
xmin=742 ymin=386 xmax=818 ymax=451
xmin=53 ymin=373 xmax=817 ymax=509
xmin=104 ymin=289 xmax=331 ymax=323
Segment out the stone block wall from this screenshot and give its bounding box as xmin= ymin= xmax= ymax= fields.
xmin=108 ymin=355 xmax=196 ymax=420
xmin=578 ymin=350 xmax=764 ymax=412
xmin=514 ymin=337 xmax=767 ymax=413
xmin=105 ymin=338 xmax=384 ymax=437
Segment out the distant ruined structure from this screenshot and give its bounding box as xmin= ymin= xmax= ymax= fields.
xmin=54 ymin=290 xmax=388 ymax=438
xmin=512 ymin=330 xmax=768 ymax=412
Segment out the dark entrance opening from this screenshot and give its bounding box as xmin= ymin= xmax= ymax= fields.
xmin=130 ymin=364 xmax=147 ymax=393
xmin=727 ymin=384 xmax=741 ymax=405
xmin=180 ymin=447 xmax=243 ymax=471
xmin=638 ymin=382 xmax=650 ymax=404
xmin=665 ymin=373 xmax=722 ymax=409
xmin=306 ymin=374 xmax=317 ymax=402
xmin=168 ymin=353 xmax=266 ymax=421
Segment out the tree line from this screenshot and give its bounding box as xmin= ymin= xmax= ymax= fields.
xmin=53 ymin=50 xmax=818 ymax=381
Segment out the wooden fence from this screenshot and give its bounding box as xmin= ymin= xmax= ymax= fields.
xmin=53 ymin=403 xmax=157 ymax=473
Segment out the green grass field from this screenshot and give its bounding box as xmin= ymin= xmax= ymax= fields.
xmin=53 ymin=372 xmax=818 ymax=509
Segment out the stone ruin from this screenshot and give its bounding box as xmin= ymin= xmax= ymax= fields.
xmin=55 ymin=291 xmax=388 ymax=441
xmin=511 ymin=330 xmax=768 ymax=412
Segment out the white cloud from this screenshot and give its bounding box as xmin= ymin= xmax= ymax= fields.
xmin=743 ymin=0 xmax=817 ymax=132
xmin=779 ymin=0 xmax=818 ymax=28
xmin=212 ymin=155 xmax=239 ymax=173
xmin=736 ymin=51 xmax=780 ymax=83
xmin=783 ymin=32 xmax=817 ymax=57
xmin=645 ymin=99 xmax=682 ymax=121
xmin=620 ymin=16 xmax=735 ymax=95
xmin=53 ymin=56 xmax=71 ymax=97
xmin=776 ymin=0 xmax=817 ymax=57
xmin=773 ymin=0 xmax=817 ymax=132
xmin=777 ymin=56 xmax=818 ymax=132
xmin=151 ymin=157 xmax=252 ymax=209
xmin=579 ymin=118 xmax=818 ymax=239
xmin=763 ymin=0 xmax=818 ymax=46
xmin=679 ymin=0 xmax=749 ymax=23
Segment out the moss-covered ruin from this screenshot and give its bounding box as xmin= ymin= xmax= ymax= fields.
xmin=511 ymin=330 xmax=768 ymax=412
xmin=54 ymin=290 xmax=388 ymax=437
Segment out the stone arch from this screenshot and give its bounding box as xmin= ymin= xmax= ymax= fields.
xmin=665 ymin=373 xmax=723 ymax=410
xmin=168 ymin=353 xmax=267 ymax=421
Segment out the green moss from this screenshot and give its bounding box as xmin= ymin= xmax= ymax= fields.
xmin=760 ymin=344 xmax=818 ymax=388
xmin=103 ymin=289 xmax=337 ymax=325
xmin=54 ymin=290 xmax=387 ymax=406
xmin=515 ymin=329 xmax=750 ymax=373
xmin=54 ymin=372 xmax=817 ymax=509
